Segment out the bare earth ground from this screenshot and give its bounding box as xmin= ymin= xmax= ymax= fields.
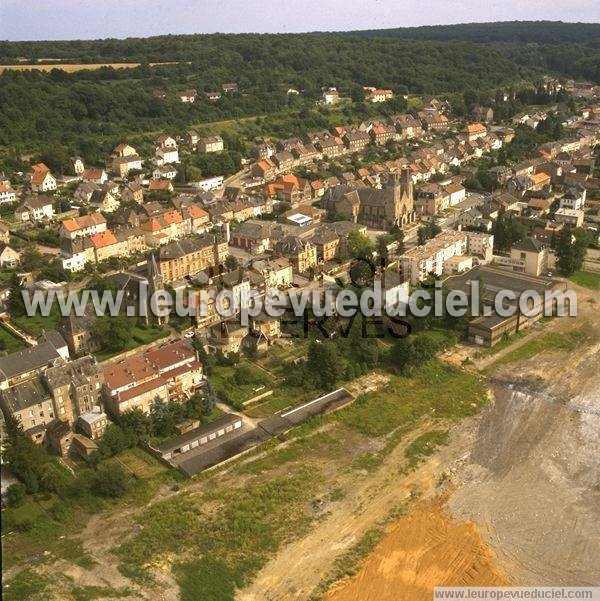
xmin=325 ymin=500 xmax=509 ymax=601
xmin=242 ymin=283 xmax=600 ymax=600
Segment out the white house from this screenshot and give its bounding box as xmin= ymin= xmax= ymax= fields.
xmin=71 ymin=156 xmax=85 ymax=175
xmin=15 ymin=196 xmax=54 ymax=222
xmin=193 ymin=176 xmax=224 ymax=191
xmin=0 ymin=181 xmax=17 ymax=204
xmin=155 ymin=135 xmax=178 ymax=149
xmin=178 ymin=89 xmax=197 ymax=103
xmin=152 ymin=165 xmax=177 ymax=180
xmin=322 ymin=88 xmax=340 ymax=105
xmin=0 ymin=245 xmax=20 ymax=268
xmin=559 ymin=189 xmax=586 ymax=211
xmin=60 ymin=213 xmax=108 ymax=239
xmin=82 ymin=168 xmax=108 ymax=185
xmin=444 ymin=182 xmax=466 ymax=206
xmin=155 ymin=146 xmax=179 ymax=165
xmin=29 ymin=163 xmax=57 ymax=193
xmin=61 ymin=249 xmax=88 ymax=272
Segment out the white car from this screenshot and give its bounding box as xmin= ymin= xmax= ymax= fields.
xmin=184 ymin=331 xmax=195 ymax=339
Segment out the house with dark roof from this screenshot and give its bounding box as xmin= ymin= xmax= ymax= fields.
xmin=509 ymin=238 xmax=549 ymax=276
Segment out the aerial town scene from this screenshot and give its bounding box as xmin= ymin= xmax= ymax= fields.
xmin=0 ymin=2 xmax=599 ymax=600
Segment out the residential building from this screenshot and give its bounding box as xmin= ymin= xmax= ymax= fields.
xmin=155 ymin=145 xmax=179 ymax=165
xmin=152 ymin=164 xmax=177 ymax=180
xmin=365 ymin=88 xmax=393 ymax=103
xmin=77 ymin=407 xmax=108 ymax=440
xmin=112 ymin=143 xmax=137 ymax=158
xmin=465 ymin=123 xmax=487 ymax=141
xmin=71 ymin=156 xmax=85 ymax=175
xmin=252 ymin=159 xmax=277 ymax=180
xmin=0 ymin=245 xmax=20 ymax=268
xmin=153 ymin=236 xmax=229 ymax=282
xmin=559 ymin=188 xmax=586 ymax=211
xmin=178 ymin=89 xmax=197 ymax=103
xmin=44 ymin=356 xmax=104 ymax=423
xmin=121 ymin=181 xmax=144 ymax=204
xmin=28 ymin=163 xmax=57 ymax=192
xmin=148 ymin=179 xmax=174 ymax=194
xmin=398 ymin=230 xmax=468 ymax=285
xmin=445 ymin=182 xmax=466 ymax=206
xmin=102 ymin=340 xmax=203 ymax=416
xmin=274 ymin=236 xmax=318 ymax=273
xmin=231 ymin=220 xmax=274 ymax=253
xmin=0 ymin=181 xmax=17 ymax=204
xmin=473 ymin=106 xmax=494 ymax=123
xmin=198 ymin=136 xmax=224 ymax=153
xmin=82 ymin=168 xmax=108 ymax=185
xmin=555 ymin=208 xmax=584 ymax=227
xmin=322 ymin=88 xmax=340 ymax=104
xmin=342 ymin=130 xmax=371 ymax=151
xmin=90 ymin=189 xmax=119 ymax=213
xmin=112 ymin=154 xmax=142 ymax=178
xmin=509 ymin=238 xmax=549 ymax=276
xmin=466 ymin=231 xmax=494 ymax=263
xmin=0 ymin=221 xmax=10 ymax=244
xmin=14 ymin=195 xmax=54 ymax=222
xmin=272 ymin=151 xmax=295 ymax=172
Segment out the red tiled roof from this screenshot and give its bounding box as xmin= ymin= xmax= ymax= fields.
xmin=90 ymin=230 xmax=118 ymax=249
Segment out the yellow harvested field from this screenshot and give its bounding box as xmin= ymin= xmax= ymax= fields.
xmin=0 ymin=61 xmax=179 ymax=73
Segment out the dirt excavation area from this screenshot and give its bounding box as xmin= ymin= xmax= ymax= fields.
xmin=254 ymin=282 xmax=600 ymax=600
xmin=326 ymin=500 xmax=508 ymax=601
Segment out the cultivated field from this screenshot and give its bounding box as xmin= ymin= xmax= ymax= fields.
xmin=0 ymin=62 xmax=179 ymax=73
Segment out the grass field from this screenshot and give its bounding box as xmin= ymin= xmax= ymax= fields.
xmin=339 ymin=360 xmax=487 ymax=438
xmin=12 ymin=304 xmax=62 ymax=337
xmin=0 ymin=62 xmax=179 ymax=73
xmin=489 ymin=329 xmax=588 ymax=368
xmin=570 ymin=270 xmax=600 ymax=290
xmin=0 ymin=323 xmax=27 ymax=354
xmin=117 ymin=464 xmax=323 ymax=594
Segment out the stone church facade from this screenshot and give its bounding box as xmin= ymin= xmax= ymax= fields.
xmin=323 ymin=169 xmax=416 ymax=230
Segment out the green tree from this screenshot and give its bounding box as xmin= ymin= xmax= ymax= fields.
xmin=306 ymin=341 xmax=343 ymax=389
xmin=348 ymin=230 xmax=375 ymax=259
xmin=119 ymin=409 xmax=152 ymax=443
xmin=91 ymin=464 xmax=129 ymax=498
xmin=98 ymin=424 xmax=133 ymax=457
xmin=92 ymin=315 xmax=133 ymax=353
xmin=5 ymin=483 xmax=26 ymax=507
xmin=224 ymin=255 xmax=239 ymax=271
xmin=556 ymin=228 xmax=586 ymax=276
xmin=7 ymin=273 xmax=27 ymax=317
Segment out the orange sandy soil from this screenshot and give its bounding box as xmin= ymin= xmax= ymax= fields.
xmin=326 ymin=500 xmax=509 ymax=601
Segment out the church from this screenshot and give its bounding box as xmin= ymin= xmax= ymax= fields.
xmin=323 ymin=168 xmax=416 ymax=230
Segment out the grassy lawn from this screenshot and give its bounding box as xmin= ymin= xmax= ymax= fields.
xmin=210 ymin=362 xmax=273 ymax=407
xmin=570 ymin=270 xmax=600 ymax=290
xmin=0 ymin=323 xmax=27 ymax=354
xmin=12 ymin=304 xmax=61 ymax=337
xmin=95 ymin=326 xmax=169 ymax=362
xmin=489 ymin=329 xmax=588 ymax=368
xmin=339 ymin=360 xmax=487 ymax=438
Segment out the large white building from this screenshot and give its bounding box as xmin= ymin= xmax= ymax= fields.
xmin=398 ymin=231 xmax=468 ymax=285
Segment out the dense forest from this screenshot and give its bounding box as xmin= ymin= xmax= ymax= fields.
xmin=0 ymin=37 xmax=526 ymax=151
xmin=354 ymin=21 xmax=600 ymax=83
xmin=0 ymin=21 xmax=598 ymax=154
